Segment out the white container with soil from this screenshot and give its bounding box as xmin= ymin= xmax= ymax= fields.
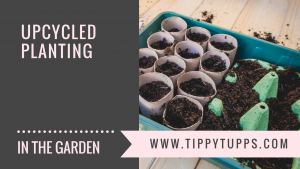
xmin=139 ymin=72 xmax=174 ymax=119
xmin=139 ymin=48 xmax=159 ymax=76
xmin=185 ymin=27 xmax=211 ymax=52
xmin=147 ymin=32 xmax=175 ymax=58
xmin=174 ymin=41 xmax=204 ymax=72
xmin=199 ymin=51 xmax=230 ymax=85
xmin=163 ymin=95 xmax=203 ymax=131
xmin=154 ymin=55 xmax=186 ymax=88
xmin=161 ymin=17 xmax=187 ymax=42
xmin=207 ymin=34 xmax=238 ymax=66
xmin=177 ymin=71 xmax=217 ymax=106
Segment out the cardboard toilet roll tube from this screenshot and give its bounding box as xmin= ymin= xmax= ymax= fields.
xmin=185 ymin=27 xmax=211 ymax=52
xmin=207 ymin=34 xmax=238 ymax=66
xmin=174 ymin=41 xmax=204 ymax=72
xmin=154 ymin=55 xmax=186 ymax=88
xmin=147 ymin=32 xmax=175 ymax=58
xmin=139 ymin=48 xmax=159 ymax=76
xmin=161 ymin=17 xmax=187 ymax=42
xmin=177 ymin=71 xmax=216 ymax=106
xmin=163 ymin=95 xmax=203 ymax=131
xmin=199 ymin=51 xmax=230 ymax=85
xmin=139 ymin=72 xmax=174 ymax=119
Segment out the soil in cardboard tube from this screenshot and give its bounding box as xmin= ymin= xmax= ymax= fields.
xmin=155 ymin=61 xmax=184 ymax=76
xmin=165 ymin=98 xmax=202 ymax=128
xmin=168 ymin=28 xmax=180 ymax=32
xmin=201 ymin=55 xmax=226 ymax=72
xmin=139 ymin=81 xmax=171 ymax=102
xmin=178 ymin=48 xmax=200 ymax=59
xmin=211 ymin=41 xmax=235 ymax=51
xmin=187 ymin=29 xmax=209 ymax=43
xmin=180 ymin=78 xmax=215 ymax=97
xmin=139 ymin=56 xmax=157 ymax=69
xmin=150 ymin=38 xmax=173 ymax=50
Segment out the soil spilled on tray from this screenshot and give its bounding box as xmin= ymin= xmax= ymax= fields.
xmin=202 ymin=55 xmax=226 ymax=72
xmin=253 ymin=32 xmax=279 ymax=44
xmin=187 ymin=29 xmax=209 ymax=42
xmin=150 ymin=38 xmax=173 ymax=50
xmin=139 ymin=81 xmax=171 ymax=102
xmin=178 ymin=48 xmax=200 ymax=59
xmin=180 ymin=78 xmax=215 ymax=97
xmin=211 ymin=41 xmax=235 ymax=51
xmin=139 ymin=56 xmax=156 ymax=69
xmin=155 ymin=61 xmax=184 ymax=76
xmin=165 ymin=98 xmax=202 ymax=128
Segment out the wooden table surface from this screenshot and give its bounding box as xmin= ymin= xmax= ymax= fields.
xmin=139 ymin=0 xmax=300 ymax=168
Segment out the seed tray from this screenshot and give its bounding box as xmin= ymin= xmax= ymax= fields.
xmin=139 ymin=11 xmax=300 ymax=169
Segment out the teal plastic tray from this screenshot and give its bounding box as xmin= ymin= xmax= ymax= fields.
xmin=139 ymin=11 xmax=300 ymax=169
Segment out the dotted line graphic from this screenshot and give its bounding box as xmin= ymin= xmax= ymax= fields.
xmin=17 ymin=130 xmax=114 ymax=134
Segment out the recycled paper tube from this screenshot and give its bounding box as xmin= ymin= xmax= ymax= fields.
xmin=177 ymin=71 xmax=216 ymax=106
xmin=147 ymin=32 xmax=175 ymax=58
xmin=199 ymin=51 xmax=230 ymax=85
xmin=139 ymin=48 xmax=159 ymax=76
xmin=154 ymin=55 xmax=186 ymax=88
xmin=185 ymin=27 xmax=211 ymax=52
xmin=207 ymin=34 xmax=238 ymax=66
xmin=174 ymin=41 xmax=204 ymax=72
xmin=163 ymin=95 xmax=203 ymax=131
xmin=161 ymin=17 xmax=187 ymax=42
xmin=139 ymin=72 xmax=174 ymax=119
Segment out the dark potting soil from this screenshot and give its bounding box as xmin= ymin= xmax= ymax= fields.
xmin=201 ymin=11 xmax=214 ymax=23
xmin=196 ymin=60 xmax=300 ymax=168
xmin=180 ymin=78 xmax=215 ymax=97
xmin=139 ymin=81 xmax=171 ymax=102
xmin=165 ymin=98 xmax=202 ymax=128
xmin=178 ymin=48 xmax=200 ymax=59
xmin=253 ymin=32 xmax=279 ymax=44
xmin=168 ymin=28 xmax=180 ymax=32
xmin=237 ymin=158 xmax=293 ymax=169
xmin=150 ymin=113 xmax=163 ymax=124
xmin=198 ymin=60 xmax=269 ymax=130
xmin=150 ymin=38 xmax=173 ymax=50
xmin=155 ymin=61 xmax=184 ymax=76
xmin=211 ymin=41 xmax=235 ymax=51
xmin=266 ymin=98 xmax=300 ymax=130
xmin=202 ymin=55 xmax=226 ymax=72
xmin=187 ymin=29 xmax=209 ymax=43
xmin=139 ymin=56 xmax=157 ymax=69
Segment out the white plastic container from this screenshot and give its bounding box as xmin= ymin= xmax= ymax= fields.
xmin=139 ymin=72 xmax=174 ymax=118
xmin=139 ymin=48 xmax=159 ymax=76
xmin=177 ymin=71 xmax=216 ymax=106
xmin=207 ymin=34 xmax=238 ymax=66
xmin=154 ymin=55 xmax=186 ymax=88
xmin=163 ymin=95 xmax=204 ymax=131
xmin=185 ymin=27 xmax=211 ymax=52
xmin=199 ymin=51 xmax=230 ymax=85
xmin=174 ymin=41 xmax=204 ymax=72
xmin=161 ymin=17 xmax=187 ymax=42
